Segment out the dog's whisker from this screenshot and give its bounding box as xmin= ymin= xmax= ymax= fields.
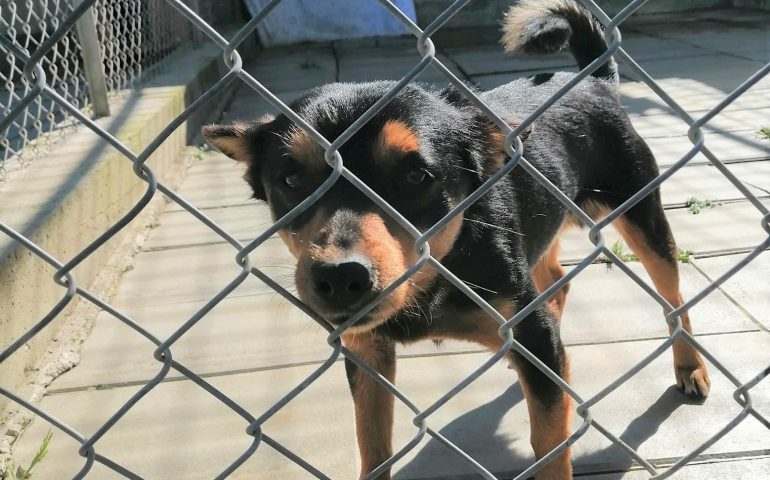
xmin=463 ymin=218 xmax=525 ymax=236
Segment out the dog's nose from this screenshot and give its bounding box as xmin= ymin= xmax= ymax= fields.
xmin=310 ymin=261 xmax=374 ymax=310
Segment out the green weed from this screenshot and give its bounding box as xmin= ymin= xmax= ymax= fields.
xmin=611 ymin=238 xmax=638 ymax=262
xmin=677 ymin=249 xmax=695 ymax=264
xmin=758 ymin=125 xmax=770 ymax=140
xmin=685 ymin=196 xmax=721 ymax=214
xmin=3 ymin=430 xmax=52 ymax=480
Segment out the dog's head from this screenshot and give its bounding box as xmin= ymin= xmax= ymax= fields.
xmin=203 ymin=82 xmax=527 ymax=332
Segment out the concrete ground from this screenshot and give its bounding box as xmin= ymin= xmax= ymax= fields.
xmin=11 ymin=10 xmax=770 ymax=480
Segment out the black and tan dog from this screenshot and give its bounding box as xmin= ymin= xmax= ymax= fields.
xmin=203 ymin=1 xmax=710 ymax=478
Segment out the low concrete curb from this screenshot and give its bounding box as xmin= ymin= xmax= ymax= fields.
xmin=0 ymin=39 xmax=246 ymax=425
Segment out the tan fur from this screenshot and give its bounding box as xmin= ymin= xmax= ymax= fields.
xmin=501 ymin=0 xmax=579 ymax=53
xmin=375 ymin=120 xmax=420 ymax=165
xmin=284 ymin=126 xmax=324 ymax=168
xmin=613 ymin=217 xmax=710 ymax=396
xmin=531 ymin=237 xmax=569 ymax=320
xmin=203 ymin=122 xmax=251 ymax=162
xmin=342 ymin=332 xmax=395 ymax=479
xmin=516 ymin=359 xmax=573 ymax=480
xmin=430 ymin=300 xmax=516 ymax=350
xmin=485 ymin=120 xmax=533 ymax=170
xmin=279 ymin=207 xmax=329 ymax=258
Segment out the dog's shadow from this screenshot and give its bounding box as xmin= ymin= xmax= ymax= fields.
xmin=394 ymin=384 xmax=689 ymax=479
xmin=394 ymin=383 xmax=527 ymax=479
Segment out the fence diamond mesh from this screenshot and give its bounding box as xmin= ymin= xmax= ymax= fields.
xmin=0 ymin=0 xmax=194 ymax=178
xmin=1 ymin=0 xmax=769 ymax=479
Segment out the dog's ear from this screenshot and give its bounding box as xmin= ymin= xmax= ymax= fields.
xmin=202 ymin=115 xmax=276 ymax=200
xmin=202 ymin=115 xmax=276 ymax=163
xmin=482 ymin=117 xmax=533 ymax=171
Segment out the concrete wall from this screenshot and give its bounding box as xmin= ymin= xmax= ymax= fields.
xmin=0 ymin=41 xmax=241 ymax=415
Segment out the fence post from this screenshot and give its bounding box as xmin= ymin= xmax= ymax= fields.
xmin=188 ymin=0 xmax=205 ymax=47
xmin=74 ymin=4 xmax=110 ymax=118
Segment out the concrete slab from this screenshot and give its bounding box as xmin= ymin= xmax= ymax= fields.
xmin=443 ymin=48 xmax=575 ymax=76
xmin=49 ymin=255 xmax=758 ymax=392
xmin=627 ymin=111 xmax=751 ymax=139
xmin=650 ymin=26 xmax=770 ymax=62
xmin=13 ymin=332 xmax=770 ymax=479
xmin=109 ymin=241 xmax=293 ymax=308
xmin=336 ymin=45 xmax=466 ymax=85
xmin=219 ymin=87 xmax=310 ymax=122
xmin=560 ymin=262 xmax=759 ymax=346
xmin=659 ymin=162 xmax=770 ymax=207
xmin=619 ymin=79 xmax=770 ymax=117
xmin=144 ymin=203 xmax=278 ymax=251
xmin=48 ymin=293 xmax=334 ymax=391
xmin=559 ymin=200 xmax=770 ymax=260
xmin=444 ymin=31 xmax=712 ymax=78
xmin=722 ymin=107 xmax=770 ymax=128
xmin=151 ymin=167 xmax=770 ymax=252
xmin=645 ymin=130 xmax=770 ymax=167
xmin=166 ymin=154 xmax=254 ymax=211
xmin=615 ymin=33 xmax=718 ymax=62
xmin=158 ymin=160 xmax=769 ymax=249
xmin=694 ymin=252 xmax=770 ymax=331
xmin=581 ymin=457 xmax=770 ymax=479
xmin=243 ymin=45 xmax=337 ymax=94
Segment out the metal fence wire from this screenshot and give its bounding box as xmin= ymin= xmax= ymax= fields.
xmin=0 ymin=0 xmax=194 ymax=178
xmin=1 ymin=0 xmax=769 ymax=479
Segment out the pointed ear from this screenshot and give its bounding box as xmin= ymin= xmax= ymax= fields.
xmin=202 ymin=115 xmax=275 ymax=163
xmin=202 ymin=115 xmax=276 ymax=201
xmin=484 ymin=118 xmax=533 ymax=171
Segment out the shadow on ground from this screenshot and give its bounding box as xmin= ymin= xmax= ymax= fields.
xmin=396 ymin=384 xmax=696 ymax=479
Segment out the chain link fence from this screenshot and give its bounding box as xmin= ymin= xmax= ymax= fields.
xmin=0 ymin=0 xmax=195 ymax=178
xmin=1 ymin=0 xmax=769 ymax=479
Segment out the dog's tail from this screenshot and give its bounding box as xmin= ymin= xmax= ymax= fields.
xmin=501 ymin=0 xmax=618 ymax=83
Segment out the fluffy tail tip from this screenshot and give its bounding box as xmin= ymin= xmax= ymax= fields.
xmin=501 ymin=0 xmax=575 ymax=55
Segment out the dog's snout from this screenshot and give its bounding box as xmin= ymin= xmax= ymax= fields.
xmin=311 ymin=261 xmax=374 ymax=310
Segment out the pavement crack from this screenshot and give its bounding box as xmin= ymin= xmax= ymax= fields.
xmin=45 ymin=330 xmax=760 ymax=396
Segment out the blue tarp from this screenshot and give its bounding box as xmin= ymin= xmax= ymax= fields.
xmin=245 ymin=0 xmax=418 ymax=46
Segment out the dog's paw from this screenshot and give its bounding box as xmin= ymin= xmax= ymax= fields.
xmin=676 ymin=363 xmax=711 ymax=398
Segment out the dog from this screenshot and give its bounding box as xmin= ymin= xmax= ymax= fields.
xmin=203 ymin=1 xmax=711 ymax=478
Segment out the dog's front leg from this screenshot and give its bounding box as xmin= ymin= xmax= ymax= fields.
xmin=343 ymin=332 xmax=396 ymax=480
xmin=512 ymin=301 xmax=572 ymax=480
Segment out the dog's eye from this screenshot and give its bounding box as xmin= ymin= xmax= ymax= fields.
xmin=405 ymin=168 xmax=433 ymax=185
xmin=284 ymin=173 xmax=302 ymax=189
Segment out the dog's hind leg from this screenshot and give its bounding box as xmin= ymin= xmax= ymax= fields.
xmin=343 ymin=332 xmax=396 ymax=480
xmin=531 ymin=237 xmax=570 ymax=320
xmin=613 ymin=193 xmax=711 ymax=398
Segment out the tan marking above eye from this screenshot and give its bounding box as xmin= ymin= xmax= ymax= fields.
xmin=283 ymin=126 xmax=325 ymax=169
xmin=375 ymin=120 xmax=420 ymax=165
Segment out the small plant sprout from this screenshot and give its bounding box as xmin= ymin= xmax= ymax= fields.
xmin=677 ymin=249 xmax=695 ymax=264
xmin=758 ymin=125 xmax=770 ymax=140
xmin=4 ymin=430 xmax=52 ymax=480
xmin=598 ymin=238 xmax=638 ymax=268
xmin=685 ymin=196 xmax=721 ymax=214
xmin=611 ymin=238 xmax=638 ymax=262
